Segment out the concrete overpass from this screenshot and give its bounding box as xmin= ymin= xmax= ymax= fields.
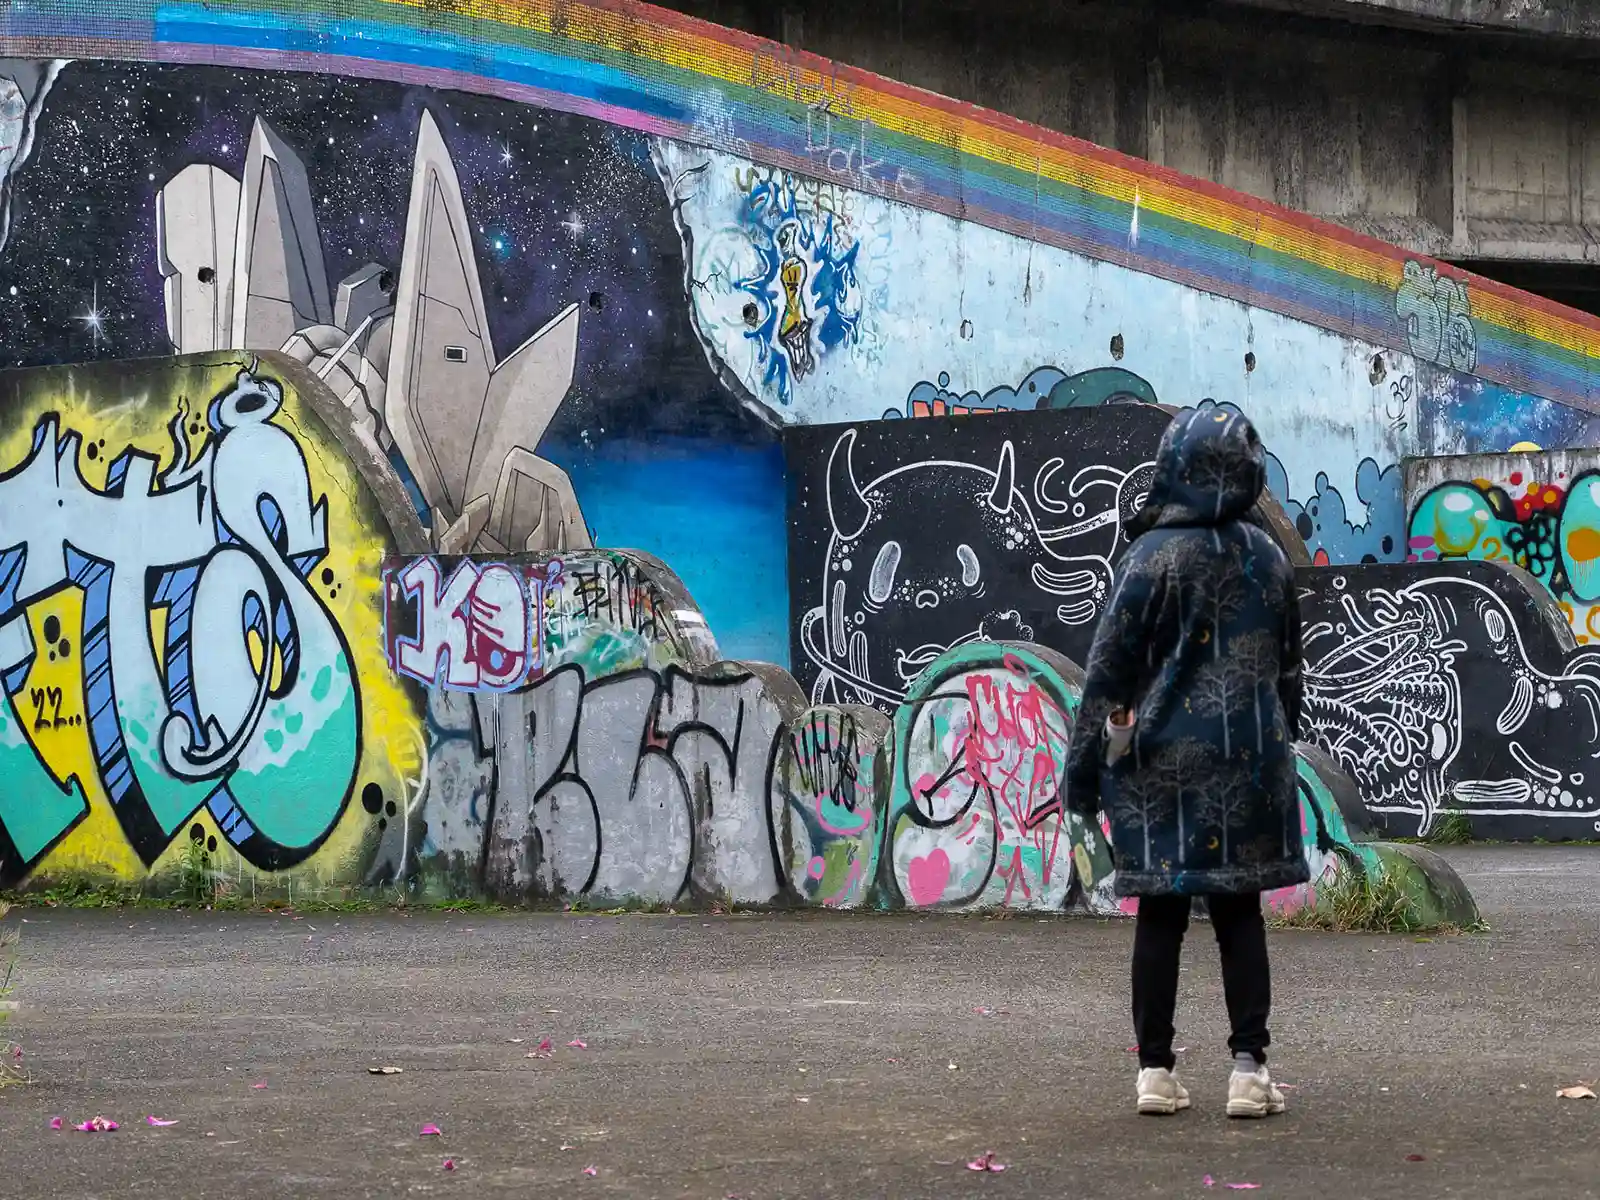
xmin=660 ymin=0 xmax=1600 ymax=312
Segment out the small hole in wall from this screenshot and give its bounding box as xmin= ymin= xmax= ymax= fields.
xmin=1369 ymin=352 xmax=1387 ymax=385
xmin=959 ymin=319 xmax=974 ymax=340
xmin=741 ymin=302 xmax=759 ymax=327
xmin=588 ymin=291 xmax=606 ymax=312
xmin=378 ymin=270 xmax=396 ymax=293
xmin=197 ymin=266 xmax=216 ymax=284
xmin=1244 ymin=351 xmax=1257 ymax=373
xmin=1109 ymin=333 xmax=1124 ymax=361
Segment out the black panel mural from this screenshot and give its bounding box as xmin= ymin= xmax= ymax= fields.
xmin=783 ymin=405 xmax=1176 ymax=710
xmin=1299 ymin=559 xmax=1600 ymax=840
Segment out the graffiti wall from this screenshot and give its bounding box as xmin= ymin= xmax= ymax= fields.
xmin=782 ymin=406 xmax=1165 ymax=709
xmin=0 ymin=60 xmax=789 ymax=667
xmin=0 ymin=0 xmax=1593 ymax=872
xmin=1298 ymin=559 xmax=1600 ymax=840
xmin=0 ymin=48 xmax=1594 ymax=683
xmin=657 ymin=137 xmax=1598 ymax=580
xmin=378 ymin=547 xmax=1118 ymax=910
xmin=782 ymin=404 xmax=1309 ymax=711
xmin=0 ymin=351 xmax=420 ymax=889
xmin=1405 ymin=448 xmax=1600 ymax=645
xmin=376 ymin=547 xmax=1418 ymax=913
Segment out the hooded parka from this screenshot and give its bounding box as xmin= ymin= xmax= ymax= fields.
xmin=1064 ymin=407 xmax=1308 ymax=896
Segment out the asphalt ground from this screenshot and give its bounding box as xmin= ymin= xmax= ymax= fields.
xmin=1 ymin=844 xmax=1598 ymax=1198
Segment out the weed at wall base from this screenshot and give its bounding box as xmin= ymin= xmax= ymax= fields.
xmin=1272 ymin=864 xmax=1452 ymax=934
xmin=1427 ymin=808 xmax=1475 ymax=846
xmin=0 ymin=903 xmax=25 ymax=1088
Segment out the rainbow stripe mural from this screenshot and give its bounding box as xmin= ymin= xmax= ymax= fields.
xmin=1 ymin=0 xmax=1597 ymax=413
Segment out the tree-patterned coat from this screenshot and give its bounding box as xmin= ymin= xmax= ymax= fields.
xmin=1064 ymin=407 xmax=1308 ymax=896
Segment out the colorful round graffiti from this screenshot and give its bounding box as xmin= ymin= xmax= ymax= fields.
xmin=887 ymin=640 xmax=1105 ymax=911
xmin=1409 ymin=470 xmax=1600 ymax=642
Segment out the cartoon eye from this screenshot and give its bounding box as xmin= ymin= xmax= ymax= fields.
xmin=956 ymin=543 xmax=980 ymax=588
xmin=868 ymin=541 xmax=901 ymax=604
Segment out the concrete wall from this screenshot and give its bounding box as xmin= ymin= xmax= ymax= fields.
xmin=0 ymin=0 xmax=1589 ymax=873
xmin=661 ymin=0 xmax=1600 ymax=266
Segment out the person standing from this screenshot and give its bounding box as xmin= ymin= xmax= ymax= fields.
xmin=1065 ymin=406 xmax=1307 ymax=1119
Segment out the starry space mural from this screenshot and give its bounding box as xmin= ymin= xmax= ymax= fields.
xmin=0 ymin=59 xmax=788 ymax=664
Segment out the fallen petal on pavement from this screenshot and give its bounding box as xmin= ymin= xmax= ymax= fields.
xmin=146 ymin=1117 xmax=178 ymax=1127
xmin=420 ymin=1124 xmax=442 ymax=1136
xmin=1559 ymin=1085 xmax=1597 ymax=1100
xmin=568 ymin=1039 xmax=588 ymax=1049
xmin=583 ymin=1166 xmax=598 ymax=1177
xmin=49 ymin=1117 xmax=62 ymax=1130
xmin=443 ymin=1159 xmax=456 ymax=1171
xmin=965 ymin=1151 xmax=1006 ymax=1172
xmin=76 ymin=1117 xmax=118 ymax=1132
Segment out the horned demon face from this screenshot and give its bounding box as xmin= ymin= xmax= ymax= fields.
xmin=800 ymin=430 xmax=1119 ymax=709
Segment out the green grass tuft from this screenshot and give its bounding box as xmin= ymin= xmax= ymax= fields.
xmin=1272 ymin=864 xmax=1462 ymax=934
xmin=0 ymin=903 xmax=25 ymax=1088
xmin=1426 ymin=807 xmax=1475 ymax=846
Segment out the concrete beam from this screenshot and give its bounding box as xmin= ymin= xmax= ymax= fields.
xmin=1233 ymin=0 xmax=1600 ymax=43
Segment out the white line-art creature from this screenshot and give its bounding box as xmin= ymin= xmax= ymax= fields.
xmin=1303 ymin=573 xmax=1600 ymax=835
xmin=800 ymin=428 xmax=1152 ymax=710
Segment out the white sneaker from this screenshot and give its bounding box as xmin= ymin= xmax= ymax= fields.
xmin=1136 ymin=1067 xmax=1191 ymax=1115
xmin=1226 ymin=1065 xmax=1286 ymax=1118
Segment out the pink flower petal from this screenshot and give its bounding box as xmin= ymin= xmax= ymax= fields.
xmin=1225 ymin=1186 xmax=1261 ymax=1191
xmin=146 ymin=1117 xmax=178 ymax=1127
xmin=1203 ymin=1175 xmax=1216 ymax=1188
xmin=442 ymin=1158 xmax=456 ymax=1172
xmin=583 ymin=1166 xmax=598 ymax=1177
xmin=965 ymin=1150 xmax=1006 ymax=1172
xmin=75 ymin=1117 xmax=118 ymax=1132
xmin=567 ymin=1039 xmax=587 ymax=1049
xmin=49 ymin=1117 xmax=62 ymax=1130
xmin=251 ymin=1082 xmax=267 ymax=1090
xmin=420 ymin=1124 xmax=442 ymax=1137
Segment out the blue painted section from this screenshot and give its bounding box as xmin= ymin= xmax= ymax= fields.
xmin=545 ymin=436 xmax=790 ymax=668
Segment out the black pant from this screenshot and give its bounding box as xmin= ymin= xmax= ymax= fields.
xmin=1132 ymin=893 xmax=1270 ymax=1071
